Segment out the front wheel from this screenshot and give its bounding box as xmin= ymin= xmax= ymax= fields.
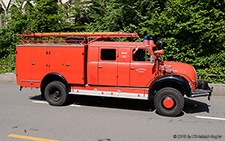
xmin=154 ymin=87 xmax=184 ymax=117
xmin=44 ymin=81 xmax=68 ymax=106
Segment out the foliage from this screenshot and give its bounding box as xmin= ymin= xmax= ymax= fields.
xmin=7 ymin=0 xmax=60 ymax=33
xmin=197 ymin=67 xmax=225 ymax=83
xmin=0 ymin=26 xmax=17 ymax=73
xmin=87 ymin=0 xmax=165 ymax=34
xmin=0 ymin=0 xmax=89 ymax=69
xmin=0 ymin=27 xmax=15 ymax=58
xmin=7 ymin=0 xmax=89 ymax=33
xmin=0 ymin=0 xmax=62 ymax=61
xmin=0 ymin=54 xmax=15 ymax=73
xmin=196 ymin=51 xmax=225 ymax=83
xmin=143 ymin=0 xmax=225 ymax=64
xmin=60 ymin=0 xmax=90 ymax=32
xmin=140 ymin=0 xmax=225 ymax=83
xmin=0 ymin=0 xmax=224 ymax=83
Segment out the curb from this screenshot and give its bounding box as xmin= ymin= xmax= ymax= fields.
xmin=0 ymin=73 xmax=16 ymax=82
xmin=0 ymin=73 xmax=224 ymax=96
xmin=209 ymin=84 xmax=225 ymax=97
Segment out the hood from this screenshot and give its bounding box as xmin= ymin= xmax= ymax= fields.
xmin=163 ymin=61 xmax=197 ymax=89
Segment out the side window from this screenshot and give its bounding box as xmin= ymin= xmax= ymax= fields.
xmin=132 ymin=49 xmax=149 ymax=61
xmin=101 ymin=49 xmax=116 ymax=61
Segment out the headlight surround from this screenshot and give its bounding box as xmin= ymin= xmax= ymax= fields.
xmin=188 ymin=82 xmax=192 ymax=89
xmin=192 ymin=65 xmax=198 ymax=86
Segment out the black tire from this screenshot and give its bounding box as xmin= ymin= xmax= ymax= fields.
xmin=154 ymin=87 xmax=184 ymax=117
xmin=44 ymin=81 xmax=68 ymax=106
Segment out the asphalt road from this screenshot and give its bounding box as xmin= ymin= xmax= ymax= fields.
xmin=0 ymin=82 xmax=225 ymax=141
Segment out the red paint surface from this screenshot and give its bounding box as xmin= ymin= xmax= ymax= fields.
xmin=163 ymin=97 xmax=174 ymax=109
xmin=16 ymin=32 xmax=197 ymax=95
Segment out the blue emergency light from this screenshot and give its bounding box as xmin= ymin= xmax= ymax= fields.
xmin=144 ymin=36 xmax=149 ymax=40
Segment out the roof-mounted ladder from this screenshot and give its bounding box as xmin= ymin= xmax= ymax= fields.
xmin=17 ymin=31 xmax=139 ymax=45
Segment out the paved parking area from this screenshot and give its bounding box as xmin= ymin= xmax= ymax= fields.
xmin=0 ymin=82 xmax=225 ymax=141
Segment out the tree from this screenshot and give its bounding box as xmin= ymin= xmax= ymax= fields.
xmin=0 ymin=0 xmax=63 ymax=71
xmin=87 ymin=0 xmax=165 ymax=35
xmin=7 ymin=0 xmax=61 ymax=33
xmin=0 ymin=0 xmax=91 ymax=72
xmin=142 ymin=0 xmax=225 ymax=68
xmin=59 ymin=0 xmax=90 ymax=32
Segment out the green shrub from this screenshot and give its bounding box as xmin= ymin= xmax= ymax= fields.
xmin=197 ymin=67 xmax=225 ymax=83
xmin=0 ymin=54 xmax=16 ymax=73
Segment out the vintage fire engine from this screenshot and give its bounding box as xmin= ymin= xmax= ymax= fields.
xmin=16 ymin=31 xmax=212 ymax=116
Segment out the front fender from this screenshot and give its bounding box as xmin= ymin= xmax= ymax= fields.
xmin=149 ymin=75 xmax=191 ymax=97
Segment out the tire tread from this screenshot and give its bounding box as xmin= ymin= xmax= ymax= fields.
xmin=154 ymin=87 xmax=184 ymax=117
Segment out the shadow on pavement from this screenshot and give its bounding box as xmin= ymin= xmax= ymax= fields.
xmin=30 ymin=95 xmax=209 ymax=115
xmin=183 ymin=97 xmax=209 ymax=114
xmin=30 ymin=94 xmax=155 ymax=112
xmin=30 ymin=94 xmax=45 ymax=100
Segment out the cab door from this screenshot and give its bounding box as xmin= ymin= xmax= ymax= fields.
xmin=98 ymin=48 xmax=118 ymax=86
xmin=130 ymin=48 xmax=155 ymax=87
xmin=118 ymin=47 xmax=130 ymax=86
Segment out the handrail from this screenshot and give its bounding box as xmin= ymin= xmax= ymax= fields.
xmin=17 ymin=31 xmax=139 ymax=45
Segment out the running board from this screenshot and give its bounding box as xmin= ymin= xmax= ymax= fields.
xmin=69 ymin=89 xmax=148 ymax=100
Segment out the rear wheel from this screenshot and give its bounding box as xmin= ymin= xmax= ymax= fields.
xmin=154 ymin=87 xmax=184 ymax=117
xmin=44 ymin=81 xmax=68 ymax=106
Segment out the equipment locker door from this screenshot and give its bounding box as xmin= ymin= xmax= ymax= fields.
xmin=65 ymin=45 xmax=86 ymax=84
xmin=49 ymin=46 xmax=65 ymax=72
xmin=31 ymin=46 xmax=47 ymax=81
xmin=16 ymin=46 xmax=32 ymax=82
xmin=98 ymin=48 xmax=118 ymax=86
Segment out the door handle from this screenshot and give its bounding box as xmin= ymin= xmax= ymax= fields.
xmin=130 ymin=67 xmax=135 ymax=70
xmin=98 ymin=66 xmax=103 ymax=68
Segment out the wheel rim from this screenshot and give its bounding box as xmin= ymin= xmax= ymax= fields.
xmin=162 ymin=96 xmax=176 ymax=109
xmin=49 ymin=88 xmax=61 ymax=102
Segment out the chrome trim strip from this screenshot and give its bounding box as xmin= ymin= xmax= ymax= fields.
xmin=83 ymin=84 xmax=149 ymax=90
xmin=69 ymin=89 xmax=148 ymax=100
xmin=90 ymin=45 xmax=148 ymax=48
xmin=21 ymin=80 xmax=40 ymax=83
xmin=90 ymin=61 xmax=153 ymax=65
xmin=130 ymin=63 xmax=154 ymax=66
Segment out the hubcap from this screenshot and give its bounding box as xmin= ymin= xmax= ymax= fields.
xmin=50 ymin=88 xmax=61 ymax=101
xmin=162 ymin=96 xmax=175 ymax=109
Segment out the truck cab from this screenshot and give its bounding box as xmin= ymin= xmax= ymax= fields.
xmin=87 ymin=41 xmax=155 ymax=87
xmin=16 ymin=32 xmax=212 ymax=117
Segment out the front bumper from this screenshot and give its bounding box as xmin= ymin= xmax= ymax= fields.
xmin=191 ymin=87 xmax=213 ymax=100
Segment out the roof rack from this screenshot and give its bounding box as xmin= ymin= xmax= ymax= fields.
xmin=17 ymin=31 xmax=139 ymax=45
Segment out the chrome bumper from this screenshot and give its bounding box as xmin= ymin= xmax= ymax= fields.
xmin=191 ymin=87 xmax=213 ymax=100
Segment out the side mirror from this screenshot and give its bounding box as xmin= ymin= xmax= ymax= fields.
xmin=154 ymin=49 xmax=163 ymax=55
xmin=156 ymin=40 xmax=163 ymax=49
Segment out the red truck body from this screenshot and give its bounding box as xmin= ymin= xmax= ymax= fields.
xmin=16 ymin=32 xmax=212 ymax=116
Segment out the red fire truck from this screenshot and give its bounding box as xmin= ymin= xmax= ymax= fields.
xmin=16 ymin=31 xmax=212 ymax=116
